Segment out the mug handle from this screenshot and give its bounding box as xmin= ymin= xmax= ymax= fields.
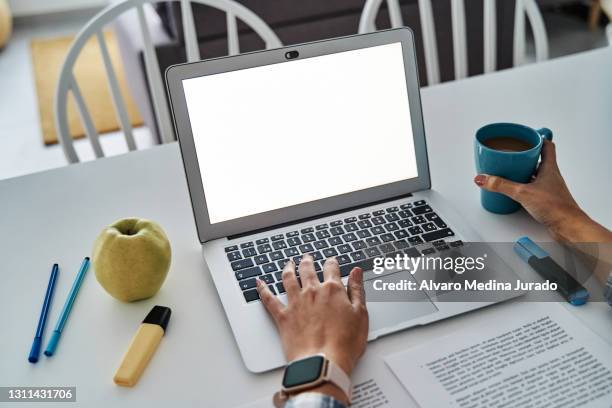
xmin=537 ymin=128 xmax=553 ymax=141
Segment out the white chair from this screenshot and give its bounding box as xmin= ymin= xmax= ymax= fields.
xmin=55 ymin=0 xmax=282 ymax=163
xmin=359 ymin=0 xmax=549 ymax=85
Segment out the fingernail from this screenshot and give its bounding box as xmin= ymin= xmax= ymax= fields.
xmin=474 ymin=174 xmax=487 ymax=186
xmin=255 ymin=278 xmax=262 ymax=288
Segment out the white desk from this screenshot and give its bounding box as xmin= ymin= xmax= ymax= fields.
xmin=1 ymin=48 xmax=611 ymax=407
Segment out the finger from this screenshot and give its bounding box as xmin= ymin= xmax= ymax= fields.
xmin=347 ymin=267 xmax=366 ymax=308
xmin=256 ymin=278 xmax=284 ymax=322
xmin=281 ymin=260 xmax=300 ymax=300
xmin=299 ymin=254 xmax=319 ymax=288
xmin=539 ymin=140 xmax=558 ymax=169
xmin=323 ymin=257 xmax=341 ymax=283
xmin=474 ymin=174 xmax=523 ymax=200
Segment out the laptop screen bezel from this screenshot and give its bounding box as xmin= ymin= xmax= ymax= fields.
xmin=166 ymin=28 xmax=430 ymax=243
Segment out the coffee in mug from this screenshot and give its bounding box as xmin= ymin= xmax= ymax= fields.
xmin=482 ymin=136 xmax=534 ymax=152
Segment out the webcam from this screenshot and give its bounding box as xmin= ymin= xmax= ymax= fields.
xmin=285 ymin=50 xmax=299 ymax=60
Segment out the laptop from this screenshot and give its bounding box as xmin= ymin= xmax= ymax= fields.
xmin=166 ymin=28 xmax=522 ymax=373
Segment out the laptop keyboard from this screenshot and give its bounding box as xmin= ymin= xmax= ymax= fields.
xmin=224 ymin=199 xmax=463 ymax=303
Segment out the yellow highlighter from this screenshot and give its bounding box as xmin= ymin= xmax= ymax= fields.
xmin=114 ymin=306 xmax=171 ymax=387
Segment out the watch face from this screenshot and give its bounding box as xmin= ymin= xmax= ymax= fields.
xmin=282 ymin=355 xmax=325 ymax=388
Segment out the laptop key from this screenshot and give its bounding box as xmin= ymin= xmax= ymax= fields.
xmin=299 ymin=243 xmax=315 ymax=253
xmin=357 ymin=230 xmax=371 ymax=238
xmin=235 ymin=266 xmax=261 ymax=280
xmin=256 ymin=238 xmax=269 ymax=245
xmin=276 ymin=282 xmax=285 ymax=294
xmin=381 ymin=233 xmax=395 ymax=243
xmin=271 ymin=234 xmax=284 ymax=241
xmin=275 ymin=271 xmax=283 ymax=281
xmin=273 ymin=241 xmax=287 ymax=250
xmin=352 ymin=240 xmax=367 ymax=250
xmin=227 ymin=251 xmax=242 ymax=262
xmin=408 ymin=236 xmax=424 ymax=245
xmin=336 ymin=255 xmax=351 ymax=265
xmin=239 ymin=278 xmax=257 ymax=291
xmin=384 ymin=213 xmax=399 ymax=222
xmin=412 ymin=205 xmax=433 ymax=215
xmin=286 ymin=231 xmax=299 ymax=237
xmin=358 ymin=213 xmax=371 ymax=219
xmin=240 ymin=242 xmax=254 ymax=249
xmin=260 ymin=274 xmax=275 ymax=284
xmin=421 ymin=247 xmax=436 ymax=255
xmin=231 ymin=258 xmax=254 ymax=271
xmin=372 ymin=216 xmax=385 ymax=225
xmin=365 ymin=247 xmax=381 ymax=258
xmin=317 ymin=272 xmax=324 ymax=282
xmin=284 ymin=248 xmax=299 ymax=257
xmin=386 ymin=206 xmax=399 ymax=213
xmin=422 ymin=222 xmax=437 ymax=232
xmin=344 ymin=217 xmax=357 ymax=223
xmin=413 ymin=200 xmax=426 ymax=206
xmin=394 ymin=240 xmax=409 ymax=250
xmin=398 ymin=219 xmax=413 ymax=228
xmin=257 ymin=244 xmax=272 ymax=254
xmin=254 ymin=254 xmax=269 ymax=265
xmin=408 ymin=226 xmax=424 ymax=235
xmin=339 ymin=258 xmax=376 ymax=277
xmin=316 ymin=223 xmax=329 ymax=230
xmin=243 ymin=289 xmax=259 ymax=302
xmin=314 ymin=240 xmax=329 ymax=250
xmin=358 ymin=220 xmax=372 ymax=229
xmin=316 ymin=230 xmax=331 ymax=239
xmin=302 ymin=233 xmax=316 ymax=243
xmin=329 ymin=237 xmax=342 ymax=246
xmin=342 ymin=233 xmax=357 ymax=242
xmin=400 ymin=203 xmax=413 ymax=210
xmin=225 ymin=245 xmax=238 ymax=253
xmin=312 ymin=251 xmax=324 ymax=261
xmin=411 ymin=215 xmax=426 ymax=224
xmin=373 ymin=210 xmax=385 ymax=216
xmin=366 ymin=237 xmax=382 ymax=247
xmin=268 ymin=285 xmax=276 ymax=295
xmin=371 ymin=226 xmax=385 ymax=235
xmin=277 ymin=259 xmax=290 ymax=269
xmin=351 ymin=251 xmax=366 ymax=262
xmin=405 ymin=247 xmax=421 ymax=257
xmin=338 ymin=244 xmax=352 ymax=254
xmin=426 ymin=212 xmax=448 ymax=228
xmin=331 ymin=226 xmax=345 ymax=236
xmin=242 ymin=248 xmax=257 ymax=257
xmin=287 ymin=237 xmax=302 ymax=247
xmin=323 ymin=248 xmax=338 ymax=258
xmin=345 ymin=223 xmax=358 ymax=232
xmin=422 ymin=229 xmax=455 ymax=242
xmin=398 ymin=210 xmax=412 ymax=218
xmin=262 ymin=263 xmax=278 ymax=273
xmin=380 ymin=244 xmax=395 ymax=253
xmin=394 ymin=230 xmax=409 ymax=239
xmin=270 ymin=251 xmax=284 ymax=261
xmin=384 ymin=222 xmax=399 ymax=232
xmin=301 ymin=227 xmax=314 ymax=234
xmin=450 ymin=240 xmax=464 ymax=247
xmin=315 ymin=262 xmax=322 ymax=271
xmin=330 ymin=220 xmax=343 ymax=227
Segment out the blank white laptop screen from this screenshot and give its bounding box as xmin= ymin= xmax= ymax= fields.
xmin=182 ymin=42 xmax=418 ymax=224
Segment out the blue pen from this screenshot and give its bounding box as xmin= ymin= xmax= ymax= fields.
xmin=44 ymin=257 xmax=90 ymax=357
xmin=514 ymin=237 xmax=589 ymax=306
xmin=28 ymin=264 xmax=59 ymax=363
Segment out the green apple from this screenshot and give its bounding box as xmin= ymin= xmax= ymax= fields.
xmin=92 ymin=218 xmax=171 ymax=302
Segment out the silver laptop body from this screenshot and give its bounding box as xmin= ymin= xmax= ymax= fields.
xmin=166 ymin=28 xmax=522 ymax=373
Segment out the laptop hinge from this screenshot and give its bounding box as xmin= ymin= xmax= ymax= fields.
xmin=227 ymin=193 xmax=413 ymax=240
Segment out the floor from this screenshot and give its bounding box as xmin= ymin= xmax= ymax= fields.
xmin=0 ymin=5 xmax=608 ymax=181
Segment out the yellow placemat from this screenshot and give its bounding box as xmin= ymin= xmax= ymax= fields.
xmin=30 ymin=31 xmax=143 ymax=145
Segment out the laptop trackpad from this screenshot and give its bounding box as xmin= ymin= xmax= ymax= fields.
xmin=364 ymin=269 xmax=438 ymax=334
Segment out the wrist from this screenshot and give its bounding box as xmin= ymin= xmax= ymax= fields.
xmin=547 ymin=207 xmax=591 ymax=242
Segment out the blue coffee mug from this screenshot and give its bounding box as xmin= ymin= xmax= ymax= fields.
xmin=475 ymin=123 xmax=553 ymax=214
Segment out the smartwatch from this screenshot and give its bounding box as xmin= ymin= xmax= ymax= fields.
xmin=281 ymin=354 xmax=352 ymax=402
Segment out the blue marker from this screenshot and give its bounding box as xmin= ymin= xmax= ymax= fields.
xmin=514 ymin=237 xmax=589 ymax=306
xmin=44 ymin=257 xmax=90 ymax=357
xmin=28 ymin=264 xmax=59 ymax=363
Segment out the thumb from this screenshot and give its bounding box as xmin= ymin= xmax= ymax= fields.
xmin=474 ymin=174 xmax=524 ymax=200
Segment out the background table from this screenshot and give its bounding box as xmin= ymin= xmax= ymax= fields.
xmin=1 ymin=47 xmax=611 ymax=407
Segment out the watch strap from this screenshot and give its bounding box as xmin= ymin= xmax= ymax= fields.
xmin=325 ymin=359 xmax=352 ymax=402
